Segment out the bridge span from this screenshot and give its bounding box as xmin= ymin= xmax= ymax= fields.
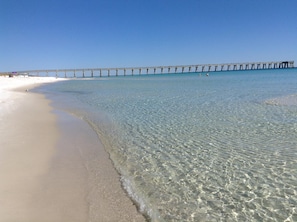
xmin=1 ymin=60 xmax=294 ymax=78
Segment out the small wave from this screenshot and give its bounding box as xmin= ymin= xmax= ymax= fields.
xmin=121 ymin=175 xmax=164 ymax=222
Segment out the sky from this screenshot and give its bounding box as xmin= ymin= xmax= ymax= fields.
xmin=1 ymin=0 xmax=297 ymax=72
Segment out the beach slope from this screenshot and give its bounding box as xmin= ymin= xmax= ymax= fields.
xmin=0 ymin=76 xmax=145 ymax=221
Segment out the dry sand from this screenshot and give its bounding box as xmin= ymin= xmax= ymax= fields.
xmin=0 ymin=76 xmax=146 ymax=221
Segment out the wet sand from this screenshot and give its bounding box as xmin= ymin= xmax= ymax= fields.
xmin=0 ymin=76 xmax=146 ymax=221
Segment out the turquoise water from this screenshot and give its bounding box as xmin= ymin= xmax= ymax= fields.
xmin=38 ymin=69 xmax=297 ymax=221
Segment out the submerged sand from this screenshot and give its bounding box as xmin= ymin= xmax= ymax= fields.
xmin=0 ymin=76 xmax=146 ymax=221
xmin=264 ymin=94 xmax=297 ymax=106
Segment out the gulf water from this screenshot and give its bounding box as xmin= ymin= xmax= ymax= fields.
xmin=37 ymin=69 xmax=297 ymax=221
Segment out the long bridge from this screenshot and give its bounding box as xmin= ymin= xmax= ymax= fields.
xmin=1 ymin=60 xmax=294 ymax=78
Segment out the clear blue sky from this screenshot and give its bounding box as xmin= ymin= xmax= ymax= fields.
xmin=1 ymin=0 xmax=296 ymax=71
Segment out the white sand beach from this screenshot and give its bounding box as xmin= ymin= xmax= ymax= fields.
xmin=0 ymin=76 xmax=145 ymax=221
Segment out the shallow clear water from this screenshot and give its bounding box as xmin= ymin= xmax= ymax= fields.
xmin=38 ymin=69 xmax=297 ymax=221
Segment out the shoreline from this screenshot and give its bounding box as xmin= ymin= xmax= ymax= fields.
xmin=0 ymin=76 xmax=146 ymax=221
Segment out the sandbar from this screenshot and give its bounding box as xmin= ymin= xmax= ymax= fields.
xmin=264 ymin=94 xmax=297 ymax=106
